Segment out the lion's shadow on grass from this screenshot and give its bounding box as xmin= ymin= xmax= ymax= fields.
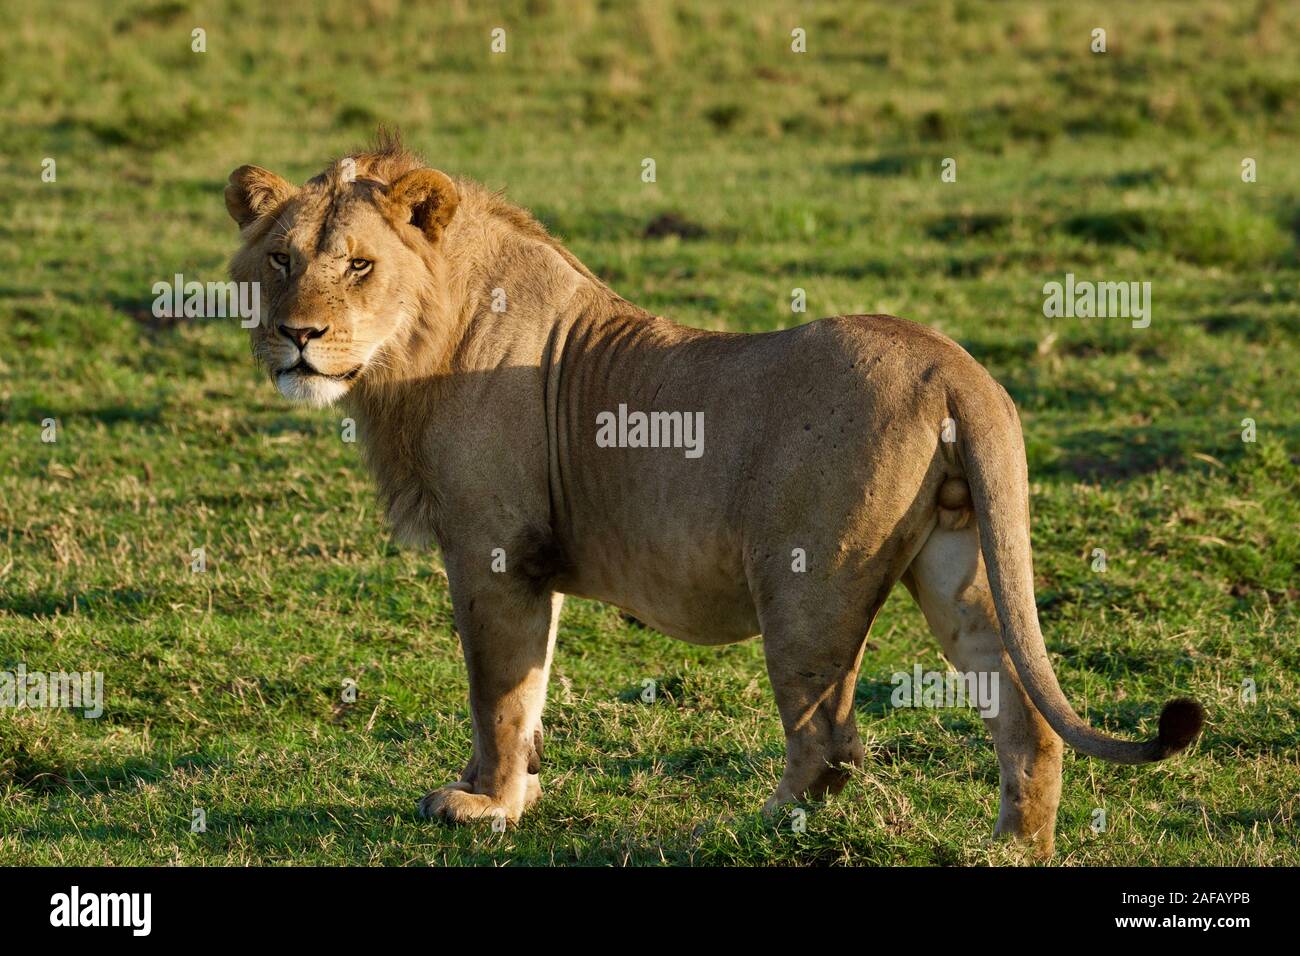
xmin=11 ymin=801 xmax=410 ymax=858
xmin=0 ymin=586 xmax=152 ymax=618
xmin=595 ymin=745 xmax=779 ymax=787
xmin=3 ymin=751 xmax=221 ymax=797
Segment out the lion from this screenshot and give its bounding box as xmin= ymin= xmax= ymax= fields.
xmin=224 ymin=131 xmax=1203 ymax=857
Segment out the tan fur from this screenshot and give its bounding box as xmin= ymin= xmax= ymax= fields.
xmin=226 ymin=131 xmax=1203 ymax=856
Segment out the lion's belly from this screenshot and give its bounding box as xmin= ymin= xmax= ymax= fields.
xmin=584 ymin=586 xmax=761 ymax=646
xmin=625 ymin=589 xmax=760 ymax=646
xmin=559 ymin=541 xmax=760 ymax=646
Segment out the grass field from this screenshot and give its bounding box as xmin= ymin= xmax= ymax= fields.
xmin=1 ymin=0 xmax=1298 ymax=866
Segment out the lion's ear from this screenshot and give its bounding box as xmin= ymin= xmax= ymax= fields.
xmin=225 ymin=165 xmax=295 ymax=229
xmin=387 ymin=169 xmax=459 ymax=242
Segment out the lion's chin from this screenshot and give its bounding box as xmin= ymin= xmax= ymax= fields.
xmin=275 ymin=369 xmax=352 ymax=407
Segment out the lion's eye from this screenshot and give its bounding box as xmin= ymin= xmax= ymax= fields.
xmin=270 ymin=252 xmax=290 ymax=270
xmin=349 ymin=258 xmax=372 ymax=274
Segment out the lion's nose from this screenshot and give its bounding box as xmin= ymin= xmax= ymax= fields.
xmin=277 ymin=324 xmax=328 ymax=349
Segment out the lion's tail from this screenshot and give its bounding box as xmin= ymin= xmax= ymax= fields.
xmin=955 ymin=384 xmax=1204 ymax=765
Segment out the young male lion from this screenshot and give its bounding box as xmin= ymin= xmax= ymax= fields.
xmin=224 ymin=132 xmax=1203 ymax=857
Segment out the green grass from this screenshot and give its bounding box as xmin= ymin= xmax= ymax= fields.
xmin=1 ymin=0 xmax=1298 ymax=865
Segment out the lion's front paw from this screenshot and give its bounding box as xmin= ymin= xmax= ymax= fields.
xmin=761 ymin=784 xmax=799 ymax=820
xmin=419 ymin=784 xmax=519 ymax=825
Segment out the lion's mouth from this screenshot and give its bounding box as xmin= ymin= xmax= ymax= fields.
xmin=283 ymin=358 xmax=363 ymax=382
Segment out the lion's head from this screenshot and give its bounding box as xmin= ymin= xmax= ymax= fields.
xmin=224 ymin=137 xmax=459 ymax=406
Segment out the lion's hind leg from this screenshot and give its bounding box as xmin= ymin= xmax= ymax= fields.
xmin=903 ymin=507 xmax=1064 ymax=858
xmin=756 ymin=587 xmax=886 ymax=817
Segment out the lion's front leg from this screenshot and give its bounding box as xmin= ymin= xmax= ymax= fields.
xmin=450 ymin=719 xmax=544 ymax=804
xmin=420 ymin=570 xmax=561 ymax=826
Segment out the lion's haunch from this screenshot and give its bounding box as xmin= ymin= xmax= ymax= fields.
xmin=938 ymin=476 xmax=971 ymax=510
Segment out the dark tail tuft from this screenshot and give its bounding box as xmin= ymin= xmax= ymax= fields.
xmin=1157 ymin=698 xmax=1205 ymax=757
